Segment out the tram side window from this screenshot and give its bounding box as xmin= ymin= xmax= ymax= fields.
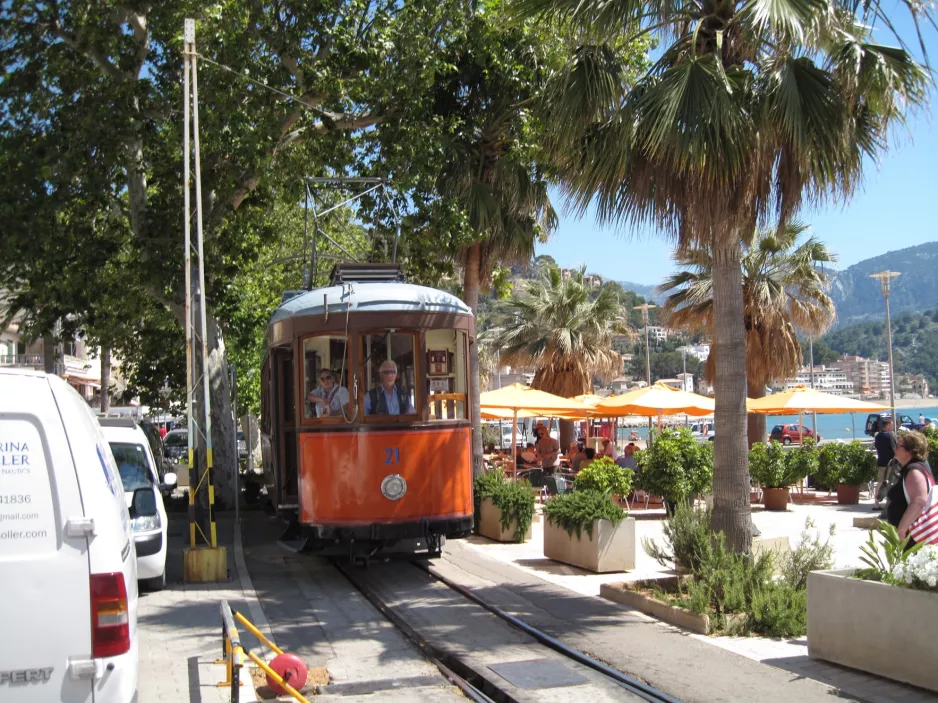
xmin=425 ymin=330 xmax=468 ymax=421
xmin=362 ymin=331 xmax=417 ymax=416
xmin=302 ymin=335 xmax=351 ymax=420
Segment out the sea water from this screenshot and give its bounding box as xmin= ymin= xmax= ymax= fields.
xmin=616 ymin=406 xmax=938 ymax=442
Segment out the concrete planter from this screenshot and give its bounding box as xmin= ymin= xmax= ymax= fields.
xmin=808 ymin=569 xmax=938 ymax=692
xmin=762 ymin=487 xmax=789 ymax=511
xmin=478 ymin=498 xmax=531 ymax=543
xmin=543 ymin=517 xmax=635 ymax=573
xmin=835 ymin=484 xmax=861 ymax=505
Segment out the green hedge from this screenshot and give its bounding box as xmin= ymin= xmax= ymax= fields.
xmin=635 ymin=428 xmax=713 ymax=503
xmin=816 ymin=441 xmax=877 ymax=486
xmin=574 ymin=456 xmax=633 ymax=496
xmin=544 ymin=490 xmax=626 ymax=540
xmin=474 ymin=470 xmax=535 ymax=542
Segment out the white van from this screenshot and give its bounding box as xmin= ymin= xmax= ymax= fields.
xmin=99 ymin=418 xmax=174 ymax=591
xmin=0 ymin=369 xmax=138 ymax=702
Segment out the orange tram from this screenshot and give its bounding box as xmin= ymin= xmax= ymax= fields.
xmin=260 ymin=263 xmax=475 ymax=556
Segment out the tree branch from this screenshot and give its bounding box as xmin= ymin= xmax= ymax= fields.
xmin=206 ymin=110 xmax=384 ymax=231
xmin=48 ymin=20 xmax=131 ymax=82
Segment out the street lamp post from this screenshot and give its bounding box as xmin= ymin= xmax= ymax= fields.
xmin=870 ymin=270 xmax=901 ymax=427
xmin=634 ymin=303 xmax=657 ymax=436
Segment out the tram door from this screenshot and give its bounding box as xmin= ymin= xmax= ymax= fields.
xmin=274 ymin=347 xmax=299 ymax=508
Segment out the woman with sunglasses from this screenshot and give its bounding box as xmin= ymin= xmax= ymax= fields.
xmin=885 ymin=431 xmax=935 ymax=545
xmin=306 ymin=369 xmax=350 ymax=418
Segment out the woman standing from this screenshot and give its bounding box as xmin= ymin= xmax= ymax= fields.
xmin=885 ymin=431 xmax=936 ymax=546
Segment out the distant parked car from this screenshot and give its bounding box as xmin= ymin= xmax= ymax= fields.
xmin=164 ymin=428 xmax=188 ymax=462
xmin=770 ymin=424 xmax=820 ymax=445
xmin=864 ymin=412 xmax=925 ymax=436
xmin=237 ymin=430 xmax=248 ymax=460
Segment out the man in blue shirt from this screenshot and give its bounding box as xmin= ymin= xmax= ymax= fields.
xmin=365 ymin=360 xmax=415 ymax=415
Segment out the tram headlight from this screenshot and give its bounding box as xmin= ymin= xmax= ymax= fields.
xmin=381 ymin=474 xmax=407 ymax=501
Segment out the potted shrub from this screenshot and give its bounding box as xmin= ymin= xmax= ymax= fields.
xmin=808 ymin=523 xmax=938 ymax=692
xmin=543 ymin=491 xmax=635 ymax=572
xmin=574 ymin=456 xmax=633 ymax=503
xmin=474 ymin=471 xmax=534 ymax=542
xmin=835 ymin=441 xmax=877 ymax=504
xmin=635 ymin=428 xmax=713 ymax=512
xmin=815 ymin=442 xmax=848 ymax=494
xmin=749 ymin=441 xmax=809 ymax=511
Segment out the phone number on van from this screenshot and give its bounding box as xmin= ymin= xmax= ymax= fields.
xmin=0 ymin=495 xmax=31 ymax=505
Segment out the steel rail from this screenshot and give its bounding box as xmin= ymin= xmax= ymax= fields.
xmin=413 ymin=561 xmax=683 ymax=703
xmin=331 ymin=559 xmax=497 ymax=703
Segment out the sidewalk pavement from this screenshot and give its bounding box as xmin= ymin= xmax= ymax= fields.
xmin=459 ymin=499 xmax=938 ymax=703
xmin=138 ymin=513 xmax=463 ymax=702
xmin=136 ymin=516 xmax=255 ymax=703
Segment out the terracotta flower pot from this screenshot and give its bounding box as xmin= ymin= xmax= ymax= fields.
xmin=762 ymin=487 xmax=790 ymax=511
xmin=836 ymin=483 xmax=862 ymax=505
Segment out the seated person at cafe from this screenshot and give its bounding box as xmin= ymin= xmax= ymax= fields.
xmin=365 ymin=360 xmax=415 ymax=415
xmin=616 ymin=443 xmax=638 ymax=471
xmin=519 ymin=443 xmax=538 ymax=465
xmin=600 ymin=437 xmax=616 ymax=460
xmin=568 ymin=442 xmax=588 ymax=471
xmin=307 ymin=368 xmax=350 ymax=418
xmin=534 ymin=422 xmax=560 ymax=474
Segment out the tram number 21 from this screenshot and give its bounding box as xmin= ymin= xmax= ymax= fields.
xmin=384 ymin=447 xmax=401 ymax=465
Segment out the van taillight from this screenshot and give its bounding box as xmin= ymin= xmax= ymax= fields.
xmin=91 ymin=572 xmax=130 ymax=658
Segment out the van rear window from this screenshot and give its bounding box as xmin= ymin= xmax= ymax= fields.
xmin=0 ymin=419 xmax=56 ymax=557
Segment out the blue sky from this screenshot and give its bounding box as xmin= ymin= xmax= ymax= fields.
xmin=536 ymin=20 xmax=938 ymax=287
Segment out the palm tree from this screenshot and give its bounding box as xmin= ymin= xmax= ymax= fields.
xmin=660 ymin=223 xmax=837 ymax=448
xmin=518 ymin=0 xmax=930 ymax=551
xmin=491 ymin=266 xmax=629 ymax=447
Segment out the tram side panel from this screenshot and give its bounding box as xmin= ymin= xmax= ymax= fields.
xmin=298 ymin=427 xmax=472 ymax=528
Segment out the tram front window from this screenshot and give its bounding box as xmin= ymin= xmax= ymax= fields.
xmin=362 ymin=331 xmax=417 ymax=416
xmin=425 ymin=329 xmax=468 ymax=421
xmin=302 ymin=335 xmax=351 ymax=419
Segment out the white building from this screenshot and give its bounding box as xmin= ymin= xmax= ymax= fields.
xmin=679 ymin=344 xmax=711 ymax=362
xmin=780 ymin=366 xmax=854 ymax=395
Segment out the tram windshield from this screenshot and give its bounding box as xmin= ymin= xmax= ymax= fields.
xmin=362 ymin=331 xmax=417 ymax=417
xmin=425 ymin=329 xmax=468 ymax=421
xmin=302 ymin=335 xmax=351 ymax=419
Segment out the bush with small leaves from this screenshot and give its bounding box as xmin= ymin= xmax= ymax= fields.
xmin=544 ymin=490 xmax=626 ymax=540
xmin=574 ymin=456 xmax=633 ymax=496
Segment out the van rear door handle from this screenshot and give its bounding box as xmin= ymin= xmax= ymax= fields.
xmin=65 ymin=517 xmax=96 ymax=538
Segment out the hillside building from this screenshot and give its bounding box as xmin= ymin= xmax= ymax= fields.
xmin=831 ymin=354 xmax=890 ymax=396
xmin=779 ymin=365 xmax=854 ymax=395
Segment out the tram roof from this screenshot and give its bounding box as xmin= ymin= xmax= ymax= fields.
xmin=270 ymin=281 xmax=472 ymax=323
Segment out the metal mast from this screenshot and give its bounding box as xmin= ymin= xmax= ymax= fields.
xmin=183 ymin=19 xmax=223 ymax=580
xmin=871 ymin=270 xmax=901 ymax=427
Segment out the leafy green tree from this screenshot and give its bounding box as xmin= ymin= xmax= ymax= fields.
xmin=518 ymin=0 xmax=930 ymax=551
xmin=490 ymin=266 xmax=628 ymax=446
xmin=660 ymin=223 xmax=836 ymax=448
xmin=0 ymin=0 xmax=479 ymax=506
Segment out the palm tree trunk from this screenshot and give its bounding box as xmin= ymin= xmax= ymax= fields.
xmin=746 ymin=378 xmax=765 ymax=448
xmin=463 ymin=242 xmax=484 ymax=479
xmin=558 ymin=420 xmax=575 ymax=452
xmin=710 ymin=240 xmax=752 ymax=554
xmin=100 ymin=346 xmax=111 ymax=413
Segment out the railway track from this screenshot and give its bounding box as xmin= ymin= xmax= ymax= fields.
xmin=332 ymin=557 xmax=681 ymax=703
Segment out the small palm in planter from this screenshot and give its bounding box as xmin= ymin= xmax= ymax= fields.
xmin=543 ymin=490 xmax=635 ymax=572
xmin=749 ymin=441 xmax=809 ymax=510
xmin=574 ymin=457 xmax=633 ymax=503
xmin=836 ymin=441 xmax=878 ymax=504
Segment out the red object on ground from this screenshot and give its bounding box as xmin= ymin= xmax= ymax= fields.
xmin=266 ymin=653 xmax=308 ymax=695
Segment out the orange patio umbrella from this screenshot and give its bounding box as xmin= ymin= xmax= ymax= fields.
xmin=746 ymin=385 xmax=887 ymax=440
xmin=594 ymin=381 xmax=714 ymax=419
xmin=480 ymin=384 xmax=588 ymax=468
